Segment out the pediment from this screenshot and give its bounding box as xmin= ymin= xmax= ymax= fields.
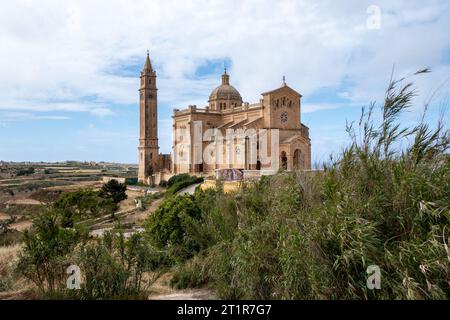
xmin=261 ymin=84 xmax=302 ymax=98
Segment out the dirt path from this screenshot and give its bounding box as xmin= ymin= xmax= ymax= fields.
xmin=150 ymin=290 xmax=216 ymax=300
xmin=89 ymin=198 xmax=164 ymax=237
xmin=118 ymin=190 xmax=143 ymax=212
xmin=122 ymin=198 xmax=164 ymax=225
xmin=10 ymin=220 xmax=32 ymax=232
xmin=0 ymin=212 xmax=10 ymax=220
xmin=0 ymin=212 xmax=33 ymax=231
xmin=148 ymin=273 xmax=216 ymax=300
xmin=5 ymin=199 xmax=44 ymax=205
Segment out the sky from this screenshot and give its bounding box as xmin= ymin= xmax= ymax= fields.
xmin=0 ymin=0 xmax=449 ymax=164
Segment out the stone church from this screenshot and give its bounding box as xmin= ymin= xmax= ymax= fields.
xmin=138 ymin=52 xmax=311 ymax=184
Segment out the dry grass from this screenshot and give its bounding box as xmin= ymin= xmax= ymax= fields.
xmin=0 ymin=244 xmax=37 ymax=299
xmin=0 ymin=244 xmax=21 ymax=275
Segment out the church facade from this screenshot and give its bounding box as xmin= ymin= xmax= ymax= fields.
xmin=138 ymin=53 xmax=311 ymax=183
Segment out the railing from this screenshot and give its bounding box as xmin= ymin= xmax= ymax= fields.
xmin=174 ymin=103 xmax=262 ymax=116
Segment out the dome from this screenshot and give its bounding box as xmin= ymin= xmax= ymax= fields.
xmin=208 ymin=70 xmax=242 ymax=103
xmin=209 ymin=84 xmax=242 ymax=102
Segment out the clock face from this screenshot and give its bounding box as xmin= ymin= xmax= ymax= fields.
xmin=281 ymin=112 xmax=288 ymax=123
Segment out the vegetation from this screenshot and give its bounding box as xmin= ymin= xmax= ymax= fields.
xmin=54 ymin=189 xmax=117 ymax=227
xmin=166 ymin=174 xmax=204 ymax=196
xmin=71 ymin=231 xmax=164 ymax=299
xmin=99 ymin=179 xmax=128 ymax=203
xmin=0 ymin=216 xmax=22 ymax=246
xmin=15 ymin=208 xmax=164 ymax=299
xmin=159 ymin=180 xmax=168 ymax=188
xmin=154 ymin=70 xmax=450 ymax=299
xmin=145 ymin=195 xmax=204 ymax=261
xmin=4 ymin=70 xmax=449 ymax=300
xmin=16 ymin=208 xmax=86 ymax=295
xmin=137 ymin=192 xmax=164 ymax=210
xmin=16 ymin=167 xmax=35 ymax=176
xmin=30 ymin=189 xmax=63 ymax=203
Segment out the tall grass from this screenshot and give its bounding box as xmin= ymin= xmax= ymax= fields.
xmin=170 ymin=70 xmax=450 ymax=299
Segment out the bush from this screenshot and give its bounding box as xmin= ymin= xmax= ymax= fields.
xmin=54 ymin=189 xmax=117 ymax=227
xmin=16 ymin=206 xmax=165 ymax=299
xmin=99 ymin=179 xmax=128 ymax=203
xmin=159 ymin=180 xmax=168 ymax=188
xmin=16 ymin=167 xmax=35 ymax=176
xmin=167 ymin=174 xmax=191 ymax=187
xmin=144 ymin=195 xmax=204 ymax=261
xmin=170 ymin=253 xmax=210 ymax=290
xmin=16 ymin=208 xmax=87 ymax=295
xmin=165 ymin=175 xmax=204 ymax=196
xmin=73 ymin=231 xmax=164 ymax=300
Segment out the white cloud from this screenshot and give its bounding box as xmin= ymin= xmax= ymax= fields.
xmin=0 ymin=0 xmax=449 ymax=161
xmin=1 ymin=1 xmax=448 ymax=108
xmin=0 ymin=111 xmax=70 ymax=121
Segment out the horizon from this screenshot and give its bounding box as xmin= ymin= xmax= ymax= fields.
xmin=0 ymin=1 xmax=449 ymax=163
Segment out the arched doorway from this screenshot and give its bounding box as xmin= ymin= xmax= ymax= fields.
xmin=293 ymin=149 xmax=304 ymax=170
xmin=281 ymin=151 xmax=288 ymax=170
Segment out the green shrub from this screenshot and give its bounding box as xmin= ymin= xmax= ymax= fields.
xmin=144 ymin=195 xmax=205 ymax=261
xmin=159 ymin=180 xmax=168 ymax=188
xmin=16 ymin=208 xmax=87 ymax=295
xmin=170 ymin=253 xmax=210 ymax=290
xmin=16 ymin=206 xmax=165 ymax=299
xmin=73 ymin=232 xmax=164 ymax=300
xmin=167 ymin=174 xmax=191 ymax=187
xmin=99 ymin=179 xmax=127 ymax=203
xmin=54 ymin=189 xmax=117 ymax=227
xmin=166 ymin=175 xmax=204 ymax=196
xmin=16 ymin=167 xmax=35 ymax=176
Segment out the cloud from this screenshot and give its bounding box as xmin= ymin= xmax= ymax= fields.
xmin=0 ymin=111 xmax=70 ymax=121
xmin=0 ymin=0 xmax=449 ymax=162
xmin=0 ymin=101 xmax=115 ymax=117
xmin=0 ymin=1 xmax=447 ymax=102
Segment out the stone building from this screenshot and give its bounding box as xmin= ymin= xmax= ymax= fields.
xmin=172 ymin=71 xmax=311 ymax=176
xmin=138 ymin=52 xmax=311 ymax=183
xmin=137 ymin=52 xmax=171 ymax=184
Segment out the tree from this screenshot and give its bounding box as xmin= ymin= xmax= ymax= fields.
xmin=99 ymin=179 xmax=128 ymax=204
xmin=144 ymin=195 xmax=203 ymax=260
xmin=54 ymin=189 xmax=117 ymax=227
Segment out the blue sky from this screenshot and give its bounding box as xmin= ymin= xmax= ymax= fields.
xmin=0 ymin=0 xmax=449 ymax=164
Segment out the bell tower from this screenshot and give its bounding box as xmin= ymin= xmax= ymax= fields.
xmin=138 ymin=51 xmax=159 ymax=183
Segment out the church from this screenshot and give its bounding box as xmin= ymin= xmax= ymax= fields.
xmin=138 ymin=52 xmax=311 ymax=184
